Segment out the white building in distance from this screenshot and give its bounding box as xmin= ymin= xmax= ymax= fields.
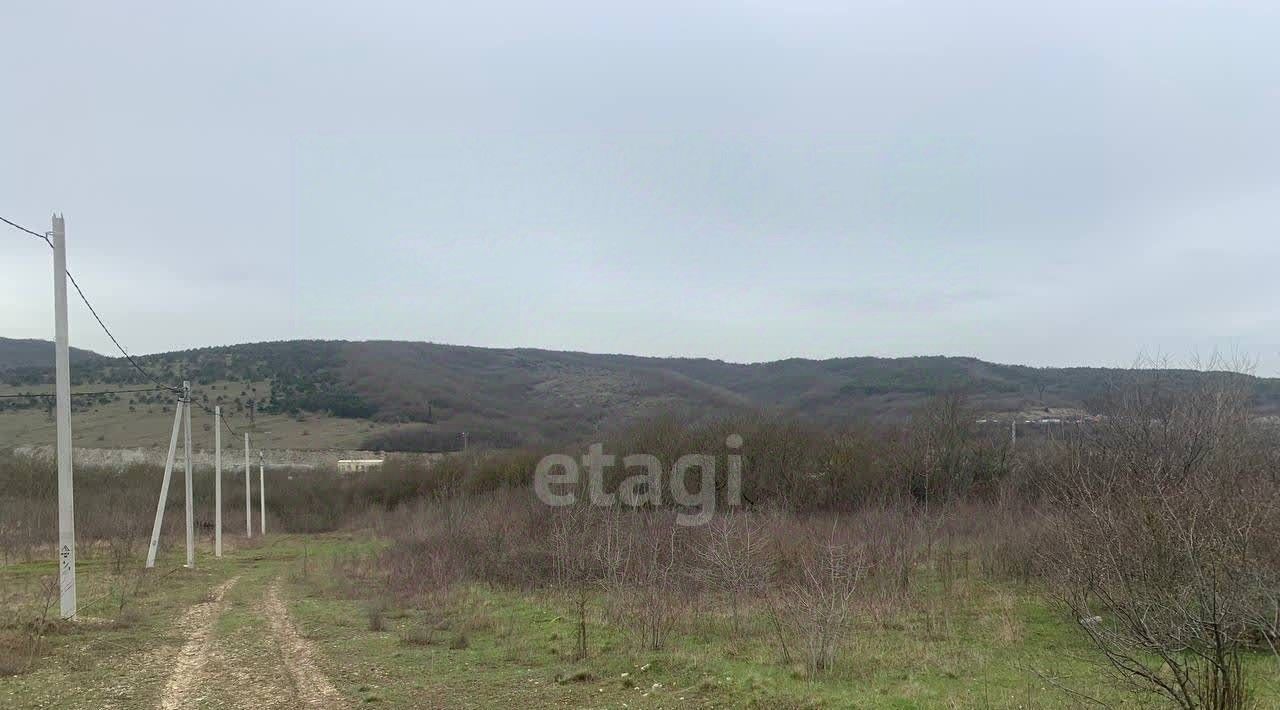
xmin=337 ymin=458 xmax=384 ymax=473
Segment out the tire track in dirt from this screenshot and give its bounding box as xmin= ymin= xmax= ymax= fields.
xmin=158 ymin=576 xmax=241 ymax=710
xmin=263 ymin=579 xmax=347 ymax=708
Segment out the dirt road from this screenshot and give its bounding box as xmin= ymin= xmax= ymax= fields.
xmin=157 ymin=575 xmax=346 ymax=709
xmin=158 ymin=576 xmax=241 ymax=709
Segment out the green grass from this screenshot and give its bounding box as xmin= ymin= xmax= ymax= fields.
xmin=285 ymin=579 xmax=1101 ymax=708
xmin=2 ymin=534 xmax=1277 ymax=708
xmin=286 ymin=543 xmax=1280 ymax=708
xmin=0 ymin=542 xmax=237 ymax=708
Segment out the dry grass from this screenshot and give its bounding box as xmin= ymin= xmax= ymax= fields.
xmin=0 ymin=632 xmax=34 ymax=677
xmin=0 ymin=380 xmax=394 ymax=450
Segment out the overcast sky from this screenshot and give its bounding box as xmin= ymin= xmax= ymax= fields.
xmin=3 ymin=2 xmax=1279 ymax=372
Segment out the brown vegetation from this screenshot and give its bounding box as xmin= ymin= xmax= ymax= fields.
xmin=1 ymin=367 xmax=1277 ymax=703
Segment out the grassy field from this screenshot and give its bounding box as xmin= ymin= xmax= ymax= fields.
xmin=0 ymin=380 xmax=394 ymax=450
xmin=3 ymin=532 xmax=1276 ymax=708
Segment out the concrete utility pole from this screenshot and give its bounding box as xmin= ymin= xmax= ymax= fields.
xmin=183 ymin=382 xmax=194 ymax=568
xmin=258 ymin=450 xmax=266 ymax=535
xmin=146 ymin=398 xmax=185 ymax=568
xmin=244 ymin=433 xmax=252 ymax=538
xmin=214 ymin=406 xmax=222 ymax=557
xmin=51 ymin=214 xmax=76 ymax=618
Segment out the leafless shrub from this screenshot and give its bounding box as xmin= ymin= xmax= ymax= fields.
xmin=971 ymin=495 xmax=1043 ymax=585
xmin=552 ymin=505 xmax=598 ymax=660
xmin=772 ymin=527 xmax=865 ymax=676
xmin=694 ymin=511 xmax=772 ymax=634
xmin=28 ymin=575 xmax=58 ymax=639
xmin=623 ymin=511 xmax=690 ymax=651
xmin=0 ymin=575 xmax=59 ymax=677
xmin=0 ymin=634 xmax=27 ymax=677
xmin=592 ymin=506 xmax=633 ymax=624
xmin=103 ymin=507 xmax=147 ymax=574
xmin=1043 ymin=365 xmax=1280 ymax=709
xmin=366 ymin=598 xmax=390 ymax=632
xmin=99 ymin=566 xmax=148 ymax=629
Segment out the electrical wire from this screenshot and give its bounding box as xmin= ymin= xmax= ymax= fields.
xmin=4 ymin=213 xmax=271 ymax=586
xmin=0 ymin=215 xmax=51 ymax=246
xmin=2 ymin=213 xmax=182 ymax=394
xmin=4 ymin=213 xmax=265 ymax=439
xmin=65 ymin=269 xmax=181 ymax=394
xmin=5 ymin=385 xmax=249 ymax=440
xmin=0 ymin=386 xmax=168 ymax=399
xmin=190 ymin=396 xmax=243 ymax=437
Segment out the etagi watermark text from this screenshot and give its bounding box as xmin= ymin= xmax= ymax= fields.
xmin=533 ymin=435 xmax=744 ymax=526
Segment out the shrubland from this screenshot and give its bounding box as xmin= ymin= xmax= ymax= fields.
xmin=1 ymin=368 xmax=1277 ymax=706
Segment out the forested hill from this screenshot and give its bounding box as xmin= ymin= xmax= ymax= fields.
xmin=4 ymin=337 xmax=1279 ymax=449
xmin=0 ymin=338 xmax=104 ymax=371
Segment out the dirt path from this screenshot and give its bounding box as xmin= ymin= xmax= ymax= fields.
xmin=158 ymin=576 xmax=241 ymax=710
xmin=154 ymin=575 xmax=346 ymax=709
xmin=262 ymin=579 xmax=346 ymax=708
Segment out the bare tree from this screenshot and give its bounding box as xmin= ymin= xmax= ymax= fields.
xmin=625 ymin=511 xmax=687 ymax=651
xmin=592 ymin=506 xmax=633 ymax=625
xmin=774 ymin=527 xmax=865 ymax=676
xmin=694 ymin=511 xmax=772 ymax=634
xmin=550 ymin=505 xmax=597 ymax=660
xmin=1044 ymin=366 xmax=1280 ymax=709
xmin=898 ymin=392 xmax=1009 ymax=509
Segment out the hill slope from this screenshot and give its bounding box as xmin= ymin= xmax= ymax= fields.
xmin=0 ymin=337 xmax=104 ymax=370
xmin=4 ymin=337 xmax=1279 ymax=449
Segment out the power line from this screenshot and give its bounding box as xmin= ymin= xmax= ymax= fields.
xmin=0 ymin=386 xmax=167 ymax=399
xmin=3 ymin=384 xmax=250 ymax=440
xmin=0 ymin=215 xmax=51 ymax=246
xmin=2 ymin=213 xmax=182 ymax=394
xmin=65 ymin=269 xmax=180 ymax=394
xmin=190 ymin=396 xmax=243 ymax=437
xmin=5 ymin=212 xmax=269 ymax=580
xmin=4 ymin=213 xmax=268 ymax=438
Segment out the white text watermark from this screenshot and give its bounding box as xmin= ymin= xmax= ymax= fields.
xmin=533 ymin=435 xmax=744 ymax=526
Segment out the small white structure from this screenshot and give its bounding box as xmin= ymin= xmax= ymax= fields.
xmin=337 ymin=458 xmax=384 ymax=473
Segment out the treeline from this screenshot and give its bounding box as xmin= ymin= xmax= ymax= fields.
xmin=11 ymin=339 xmax=1280 ymax=450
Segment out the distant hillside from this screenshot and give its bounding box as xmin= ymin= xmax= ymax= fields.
xmin=0 ymin=337 xmax=104 ymax=370
xmin=4 ymin=338 xmax=1280 ymax=449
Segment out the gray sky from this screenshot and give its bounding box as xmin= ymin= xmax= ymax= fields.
xmin=3 ymin=2 xmax=1279 ymax=372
